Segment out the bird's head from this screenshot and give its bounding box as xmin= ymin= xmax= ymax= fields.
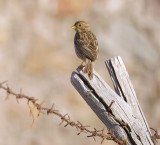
xmin=72 ymin=21 xmax=90 ymax=32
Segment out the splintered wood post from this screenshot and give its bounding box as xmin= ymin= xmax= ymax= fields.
xmin=71 ymin=56 xmax=154 ymax=145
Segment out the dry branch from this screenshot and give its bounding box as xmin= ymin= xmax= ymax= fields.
xmin=71 ymin=56 xmax=155 ymax=145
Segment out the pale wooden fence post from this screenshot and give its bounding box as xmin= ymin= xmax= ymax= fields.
xmin=71 ymin=56 xmax=154 ymax=145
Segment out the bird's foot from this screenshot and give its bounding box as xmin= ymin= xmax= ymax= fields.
xmin=78 ymin=64 xmax=87 ymax=74
xmin=88 ymin=72 xmax=93 ymax=80
xmin=78 ymin=64 xmax=84 ymax=69
xmin=82 ymin=66 xmax=88 ymax=74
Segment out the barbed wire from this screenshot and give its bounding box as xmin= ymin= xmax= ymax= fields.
xmin=150 ymin=128 xmax=160 ymax=145
xmin=0 ymin=81 xmax=127 ymax=145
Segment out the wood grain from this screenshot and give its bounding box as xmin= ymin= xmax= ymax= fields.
xmin=71 ymin=56 xmax=153 ymax=145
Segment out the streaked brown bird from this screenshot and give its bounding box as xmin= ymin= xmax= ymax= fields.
xmin=72 ymin=21 xmax=99 ymax=79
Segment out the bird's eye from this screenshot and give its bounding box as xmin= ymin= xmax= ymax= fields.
xmin=79 ymin=24 xmax=81 ymax=27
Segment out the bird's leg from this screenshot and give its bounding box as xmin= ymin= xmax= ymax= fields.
xmin=79 ymin=60 xmax=85 ymax=70
xmin=81 ymin=59 xmax=88 ymax=73
xmin=88 ymin=61 xmax=93 ymax=80
xmin=82 ymin=59 xmax=94 ymax=79
xmin=80 ymin=61 xmax=85 ymax=67
xmin=83 ymin=59 xmax=89 ymax=73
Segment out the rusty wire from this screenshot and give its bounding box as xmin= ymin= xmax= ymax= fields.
xmin=0 ymin=81 xmax=127 ymax=145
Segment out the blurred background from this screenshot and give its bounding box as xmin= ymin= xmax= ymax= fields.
xmin=0 ymin=0 xmax=160 ymax=145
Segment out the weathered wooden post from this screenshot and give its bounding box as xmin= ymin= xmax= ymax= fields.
xmin=71 ymin=56 xmax=154 ymax=145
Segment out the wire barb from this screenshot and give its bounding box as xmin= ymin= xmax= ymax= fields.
xmin=150 ymin=128 xmax=160 ymax=145
xmin=0 ymin=82 xmax=125 ymax=144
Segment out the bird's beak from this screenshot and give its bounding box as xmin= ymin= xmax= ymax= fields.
xmin=72 ymin=25 xmax=76 ymax=30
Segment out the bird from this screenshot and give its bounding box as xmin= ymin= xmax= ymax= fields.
xmin=72 ymin=21 xmax=99 ymax=79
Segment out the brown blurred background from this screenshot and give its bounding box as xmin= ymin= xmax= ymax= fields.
xmin=0 ymin=0 xmax=160 ymax=145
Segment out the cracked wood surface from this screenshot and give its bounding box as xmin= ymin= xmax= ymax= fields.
xmin=71 ymin=56 xmax=153 ymax=145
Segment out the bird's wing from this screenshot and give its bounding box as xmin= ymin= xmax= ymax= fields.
xmin=79 ymin=31 xmax=99 ymax=61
